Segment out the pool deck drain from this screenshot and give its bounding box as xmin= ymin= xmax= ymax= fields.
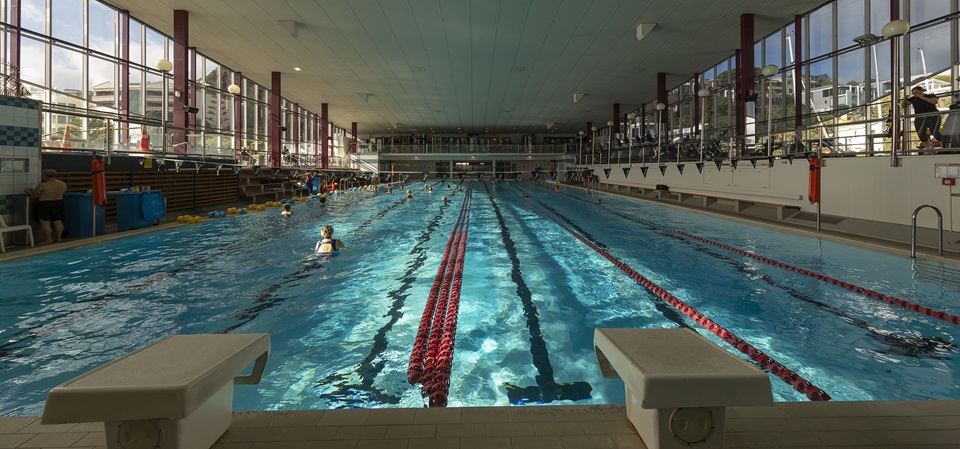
xmin=1 ymin=401 xmax=958 ymax=448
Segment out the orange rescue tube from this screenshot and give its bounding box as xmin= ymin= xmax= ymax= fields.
xmin=808 ymin=156 xmax=820 ymax=204
xmin=92 ymin=157 xmax=106 ymax=207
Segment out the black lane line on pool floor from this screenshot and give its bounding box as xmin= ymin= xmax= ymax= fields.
xmin=484 ymin=183 xmax=593 ymax=405
xmin=216 ymin=191 xmax=429 ymax=334
xmin=514 ymin=185 xmax=689 ymax=329
xmin=312 ymin=200 xmax=453 ymax=406
xmin=543 ymin=186 xmax=956 ymax=360
xmin=515 ymin=187 xmax=831 ymax=401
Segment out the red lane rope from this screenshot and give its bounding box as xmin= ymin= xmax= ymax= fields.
xmin=673 ymin=229 xmax=960 ymax=325
xmin=408 ymin=187 xmax=473 ymax=407
xmin=591 ymin=199 xmax=960 ymax=326
xmin=515 ymin=191 xmax=831 ymax=401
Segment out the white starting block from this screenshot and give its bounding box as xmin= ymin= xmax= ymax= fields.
xmin=42 ymin=333 xmax=270 ymax=449
xmin=594 ymin=328 xmax=772 ymax=449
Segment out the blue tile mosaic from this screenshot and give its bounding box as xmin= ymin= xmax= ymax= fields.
xmin=0 ymin=195 xmax=10 ymax=214
xmin=0 ymin=126 xmax=39 ymax=147
xmin=0 ymin=96 xmax=39 ymax=110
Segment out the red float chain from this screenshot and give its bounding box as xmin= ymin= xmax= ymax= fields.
xmin=517 ymin=192 xmax=831 ymax=401
xmin=601 ymin=202 xmax=960 ymax=326
xmin=673 ymin=229 xmax=960 ymax=325
xmin=408 ymin=188 xmax=473 ymax=407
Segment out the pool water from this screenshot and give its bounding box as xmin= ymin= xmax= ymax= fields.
xmin=0 ymin=181 xmax=958 ymax=415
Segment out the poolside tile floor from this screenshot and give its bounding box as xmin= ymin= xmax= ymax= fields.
xmin=1 ymin=401 xmax=958 ymax=448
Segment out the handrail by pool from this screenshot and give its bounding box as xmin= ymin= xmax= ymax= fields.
xmin=912 ymin=204 xmax=943 ymax=258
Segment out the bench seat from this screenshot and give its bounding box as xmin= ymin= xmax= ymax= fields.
xmin=595 ymin=328 xmax=772 ymax=449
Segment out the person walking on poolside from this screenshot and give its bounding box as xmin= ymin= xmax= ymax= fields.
xmin=24 ymin=169 xmax=67 ymax=244
xmin=315 ymin=225 xmax=346 ymax=253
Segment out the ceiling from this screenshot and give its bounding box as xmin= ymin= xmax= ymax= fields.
xmin=106 ymin=0 xmax=826 ymax=136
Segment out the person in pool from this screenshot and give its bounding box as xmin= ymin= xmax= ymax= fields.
xmin=281 ymin=203 xmax=293 ymax=215
xmin=406 ymin=189 xmax=413 ymax=198
xmin=315 ymin=225 xmax=347 ymax=253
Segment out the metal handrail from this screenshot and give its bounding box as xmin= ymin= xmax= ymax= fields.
xmin=911 ymin=204 xmax=943 ymax=258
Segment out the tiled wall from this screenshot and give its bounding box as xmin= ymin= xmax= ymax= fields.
xmin=0 ymin=96 xmax=41 ymax=235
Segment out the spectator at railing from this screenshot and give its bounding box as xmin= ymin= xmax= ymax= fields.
xmin=901 ymin=86 xmax=943 ymax=150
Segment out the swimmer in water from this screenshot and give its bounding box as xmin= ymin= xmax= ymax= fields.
xmin=315 ymin=225 xmax=347 ymax=253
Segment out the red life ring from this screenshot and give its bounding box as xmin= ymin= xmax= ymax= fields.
xmin=92 ymin=158 xmax=106 ymax=207
xmin=808 ymin=157 xmax=820 ymax=204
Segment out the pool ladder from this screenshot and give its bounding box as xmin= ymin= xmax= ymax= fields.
xmin=911 ymin=204 xmax=943 ymax=258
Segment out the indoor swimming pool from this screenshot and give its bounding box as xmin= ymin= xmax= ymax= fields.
xmin=0 ymin=180 xmax=958 ymax=415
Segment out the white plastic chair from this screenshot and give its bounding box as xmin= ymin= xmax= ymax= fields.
xmin=0 ymin=213 xmax=34 ymax=253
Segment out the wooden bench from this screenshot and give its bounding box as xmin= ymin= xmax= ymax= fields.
xmin=594 ymin=328 xmax=772 ymax=449
xmin=42 ymin=333 xmax=270 ymax=449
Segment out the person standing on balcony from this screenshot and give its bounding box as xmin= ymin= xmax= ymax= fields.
xmin=901 ymin=86 xmax=943 ymax=150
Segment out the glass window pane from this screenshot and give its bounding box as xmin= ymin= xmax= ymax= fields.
xmin=89 ymin=56 xmax=117 ymax=112
xmin=837 ymin=50 xmax=865 ymax=109
xmin=784 ymin=67 xmax=798 ymax=118
xmin=837 ymin=0 xmax=864 ymax=50
xmin=764 ymin=30 xmax=782 ymax=68
xmin=129 ymin=69 xmax=143 ymax=115
xmin=809 ymin=4 xmax=833 ymax=59
xmin=143 ymin=71 xmax=164 ymax=120
xmin=145 ymin=28 xmax=166 ymax=70
xmin=51 ymin=0 xmax=83 ymax=45
xmin=869 ymin=40 xmax=891 ymax=101
xmin=51 ymin=45 xmax=83 ymax=95
xmin=910 ymin=22 xmax=949 ymax=81
xmin=22 ymin=0 xmax=44 ymax=34
xmin=909 ymin=0 xmax=949 ymax=24
xmin=129 ymin=21 xmax=143 ymax=65
xmin=204 ymin=86 xmax=218 ymax=130
xmin=20 ymin=36 xmax=45 ymax=87
xmin=89 ymin=2 xmax=117 ymax=56
xmin=869 ymin=0 xmax=890 ymax=37
xmin=784 ymin=23 xmax=797 ymax=66
xmin=808 ymin=60 xmax=835 ymax=114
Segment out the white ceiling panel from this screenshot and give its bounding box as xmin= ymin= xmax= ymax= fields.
xmin=106 ymin=0 xmax=826 ymax=134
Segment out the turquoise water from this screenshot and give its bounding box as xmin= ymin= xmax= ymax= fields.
xmin=0 ymin=181 xmax=958 ymax=415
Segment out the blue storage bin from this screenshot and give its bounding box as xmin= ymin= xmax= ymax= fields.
xmin=108 ymin=190 xmax=165 ymax=232
xmin=62 ymin=192 xmax=105 ymax=237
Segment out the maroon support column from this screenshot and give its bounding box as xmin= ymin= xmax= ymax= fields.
xmin=694 ymin=74 xmax=701 ymax=136
xmin=656 ymin=72 xmax=667 ymax=137
xmin=293 ymin=103 xmax=300 ymax=162
xmin=640 ymin=105 xmax=646 ymax=138
xmin=120 ymin=10 xmax=130 ymax=144
xmin=188 ymin=46 xmax=196 ymax=146
xmin=794 ymin=15 xmax=803 ymax=131
xmin=270 ymin=72 xmax=281 ymax=167
xmin=612 ymin=103 xmax=620 ymax=148
xmin=321 ymin=103 xmax=329 ymax=169
xmin=351 ymin=122 xmax=358 ymax=153
xmin=172 ymin=10 xmax=188 ymax=151
xmin=737 ymin=13 xmax=755 ymax=156
xmin=314 ymin=113 xmax=320 ymax=166
xmin=586 ymin=121 xmax=593 ymax=151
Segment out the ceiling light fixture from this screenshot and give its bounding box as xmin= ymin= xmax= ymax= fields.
xmin=636 ymin=23 xmax=657 ymax=41
xmin=293 ymin=67 xmax=302 ymax=71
